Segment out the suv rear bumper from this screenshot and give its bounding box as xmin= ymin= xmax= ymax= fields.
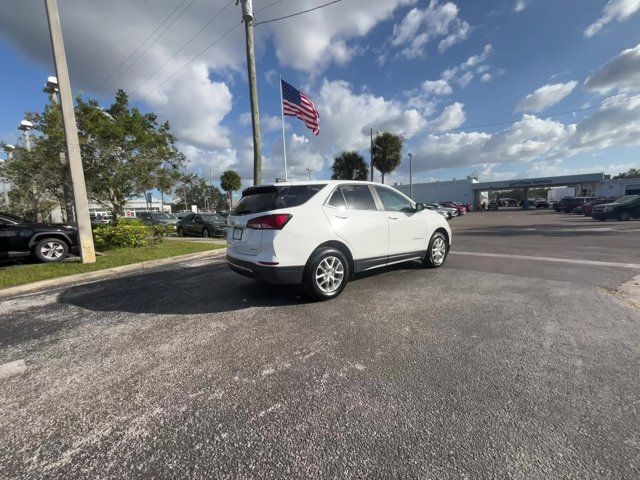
xmin=226 ymin=254 xmax=304 ymax=284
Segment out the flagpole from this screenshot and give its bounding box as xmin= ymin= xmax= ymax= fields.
xmin=279 ymin=76 xmax=288 ymax=181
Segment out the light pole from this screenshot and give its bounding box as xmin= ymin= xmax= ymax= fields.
xmin=408 ymin=153 xmax=413 ymax=199
xmin=305 ymin=168 xmax=312 ymax=180
xmin=18 ymin=120 xmax=33 ymax=151
xmin=2 ymin=145 xmax=15 ymax=207
xmin=45 ymin=0 xmax=96 ymax=263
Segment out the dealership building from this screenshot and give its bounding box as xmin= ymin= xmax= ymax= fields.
xmin=394 ymin=172 xmax=640 ymax=207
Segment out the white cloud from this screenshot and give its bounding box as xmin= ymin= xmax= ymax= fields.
xmin=585 ymin=0 xmax=640 ymax=37
xmin=412 ymin=92 xmax=640 ymax=172
xmin=426 ymin=102 xmax=466 ymax=131
xmin=584 ymin=43 xmax=640 ymax=93
xmin=146 ymin=63 xmax=233 ymax=149
xmin=391 ymin=1 xmax=470 ymax=58
xmin=313 ymin=79 xmax=427 ymax=153
xmin=268 ymin=0 xmax=417 ymax=71
xmin=514 ymin=1 xmax=529 ymax=13
xmin=480 ymin=73 xmax=492 ymax=82
xmin=422 ymin=79 xmax=453 ymax=95
xmin=440 ymin=44 xmax=493 ymax=88
xmin=515 ymin=81 xmax=578 ymax=113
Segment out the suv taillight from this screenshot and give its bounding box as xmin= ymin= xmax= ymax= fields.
xmin=246 ymin=214 xmax=292 ymax=230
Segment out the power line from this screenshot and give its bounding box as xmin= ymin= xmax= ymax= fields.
xmin=134 ymin=0 xmax=235 ymax=93
xmin=135 ymin=20 xmax=244 ymax=102
xmin=97 ymin=0 xmax=191 ymax=91
xmin=255 ymin=0 xmax=286 ymax=14
xmin=104 ymin=0 xmax=198 ymax=92
xmin=254 ymin=0 xmax=343 ymax=26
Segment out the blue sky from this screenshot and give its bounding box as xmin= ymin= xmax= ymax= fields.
xmin=1 ymin=0 xmax=640 ymax=190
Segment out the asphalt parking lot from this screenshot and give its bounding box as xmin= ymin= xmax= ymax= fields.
xmin=1 ymin=210 xmax=639 ymax=479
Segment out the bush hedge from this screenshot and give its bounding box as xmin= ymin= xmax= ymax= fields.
xmin=92 ymin=220 xmax=174 ymax=250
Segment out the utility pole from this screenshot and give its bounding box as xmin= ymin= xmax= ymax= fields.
xmin=241 ymin=0 xmax=262 ymax=186
xmin=408 ymin=153 xmax=413 ymax=199
xmin=45 ymin=0 xmax=96 ymax=263
xmin=370 ymin=127 xmax=374 ymax=182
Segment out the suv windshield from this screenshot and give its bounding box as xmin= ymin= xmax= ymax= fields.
xmin=234 ymin=184 xmax=325 ymax=215
xmin=151 ymin=213 xmax=172 ymax=219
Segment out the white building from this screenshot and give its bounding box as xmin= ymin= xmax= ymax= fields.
xmin=394 ymin=172 xmax=640 ymax=208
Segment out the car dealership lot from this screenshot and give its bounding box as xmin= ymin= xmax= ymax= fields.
xmin=1 ymin=211 xmax=639 ymax=478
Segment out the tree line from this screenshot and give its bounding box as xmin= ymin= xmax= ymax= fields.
xmin=0 ymin=89 xmax=242 ymax=222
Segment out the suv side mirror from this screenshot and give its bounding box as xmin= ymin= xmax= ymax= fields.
xmin=415 ymin=203 xmax=425 ymax=211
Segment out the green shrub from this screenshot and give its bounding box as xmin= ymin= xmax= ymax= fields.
xmin=93 ymin=220 xmax=170 ymax=250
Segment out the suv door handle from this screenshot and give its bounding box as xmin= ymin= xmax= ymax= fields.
xmin=388 ymin=216 xmax=399 ymax=220
xmin=335 ymin=215 xmax=348 ymax=219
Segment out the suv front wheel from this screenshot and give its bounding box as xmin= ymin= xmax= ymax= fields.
xmin=423 ymin=231 xmax=448 ymax=268
xmin=33 ymin=237 xmax=69 ymax=263
xmin=303 ymin=247 xmax=350 ymax=301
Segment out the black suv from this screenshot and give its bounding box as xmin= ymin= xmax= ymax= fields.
xmin=554 ymin=197 xmax=595 ymax=213
xmin=176 ymin=213 xmax=227 ymax=237
xmin=0 ymin=213 xmax=78 ymax=262
xmin=591 ymin=195 xmax=640 ymax=221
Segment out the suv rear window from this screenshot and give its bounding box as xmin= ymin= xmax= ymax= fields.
xmin=234 ymin=185 xmax=325 ymax=215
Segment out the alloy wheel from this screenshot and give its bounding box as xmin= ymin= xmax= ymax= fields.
xmin=315 ymin=256 xmax=345 ymax=294
xmin=431 ymin=237 xmax=447 ymax=265
xmin=41 ymin=241 xmax=65 ymax=260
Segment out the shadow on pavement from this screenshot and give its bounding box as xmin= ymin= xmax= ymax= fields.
xmin=58 ymin=260 xmax=425 ymax=315
xmin=456 ymin=223 xmax=628 ymax=238
xmin=58 ymin=262 xmax=312 ymax=315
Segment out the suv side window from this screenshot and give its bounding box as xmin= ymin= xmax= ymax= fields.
xmin=340 ymin=185 xmax=377 ymax=210
xmin=182 ymin=214 xmax=193 ymax=222
xmin=326 ymin=188 xmax=347 ymax=209
xmin=375 ymin=187 xmax=413 ymax=212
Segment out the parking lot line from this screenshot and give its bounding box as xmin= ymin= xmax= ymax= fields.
xmin=451 ymin=251 xmax=640 ymax=270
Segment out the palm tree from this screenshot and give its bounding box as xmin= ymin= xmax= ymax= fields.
xmin=331 ymin=151 xmax=368 ymax=180
xmin=220 ymin=170 xmax=241 ymax=208
xmin=372 ymin=132 xmax=403 ymax=184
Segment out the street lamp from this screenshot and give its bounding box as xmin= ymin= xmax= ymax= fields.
xmin=3 ymin=144 xmax=15 ymax=161
xmin=18 ymin=120 xmax=34 ymax=151
xmin=305 ymin=168 xmax=312 ymax=180
xmin=408 ymin=153 xmax=413 ymax=199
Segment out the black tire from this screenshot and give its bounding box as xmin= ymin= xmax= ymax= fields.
xmin=302 ymin=247 xmax=350 ymax=301
xmin=33 ymin=237 xmax=69 ymax=263
xmin=618 ymin=211 xmax=631 ymax=221
xmin=202 ymin=228 xmax=210 ymax=238
xmin=423 ymin=231 xmax=448 ymax=268
xmin=177 ymin=227 xmax=185 ymax=236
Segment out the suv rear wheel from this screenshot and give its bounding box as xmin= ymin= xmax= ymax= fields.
xmin=423 ymin=231 xmax=448 ymax=268
xmin=303 ymin=247 xmax=349 ymax=301
xmin=618 ymin=211 xmax=631 ymax=221
xmin=33 ymin=238 xmax=69 ymax=263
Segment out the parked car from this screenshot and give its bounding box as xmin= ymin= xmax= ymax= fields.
xmin=136 ymin=211 xmax=178 ymax=229
xmin=424 ymin=204 xmax=450 ymax=220
xmin=581 ymin=197 xmax=618 ymax=216
xmin=439 ymin=201 xmax=466 ymax=215
xmin=591 ymin=195 xmax=640 ymax=221
xmin=226 ymin=181 xmax=452 ymax=300
xmin=554 ymin=197 xmax=595 ymax=213
xmin=535 ymin=199 xmax=549 ymax=208
xmin=487 ymin=200 xmax=499 ymax=211
xmin=176 ymin=213 xmax=228 ymax=237
xmin=428 ymin=203 xmax=457 ymax=219
xmin=0 ymin=213 xmax=78 ymax=262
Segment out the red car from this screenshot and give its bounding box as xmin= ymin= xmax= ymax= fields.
xmin=439 ymin=202 xmax=466 ymax=215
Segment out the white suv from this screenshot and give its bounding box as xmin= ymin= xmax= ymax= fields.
xmin=226 ymin=181 xmax=452 ymax=300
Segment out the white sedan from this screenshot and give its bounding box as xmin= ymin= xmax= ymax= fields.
xmin=226 ymin=181 xmax=452 ymax=300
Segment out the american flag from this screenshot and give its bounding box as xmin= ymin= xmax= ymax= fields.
xmin=281 ymin=79 xmax=320 ymax=135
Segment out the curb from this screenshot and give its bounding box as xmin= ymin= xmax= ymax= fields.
xmin=0 ymin=248 xmax=227 ymax=299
